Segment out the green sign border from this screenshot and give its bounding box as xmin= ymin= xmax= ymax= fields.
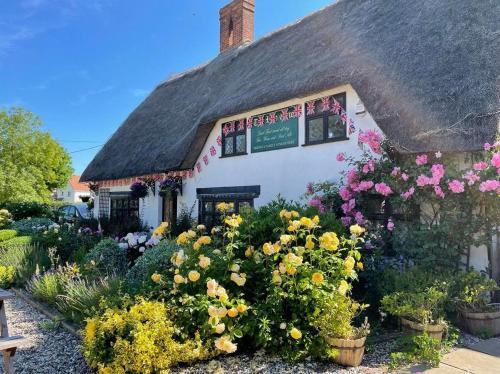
xmin=250 ymin=108 xmax=299 ymax=153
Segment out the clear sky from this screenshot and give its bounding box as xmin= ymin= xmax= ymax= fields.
xmin=0 ymin=0 xmax=334 ymax=175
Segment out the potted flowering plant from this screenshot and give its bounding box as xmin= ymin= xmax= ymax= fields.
xmin=130 ymin=181 xmax=149 ymax=199
xmin=381 ymin=286 xmax=447 ymax=341
xmin=451 ymin=271 xmax=500 ymax=336
xmin=159 ymin=177 xmax=182 ymax=198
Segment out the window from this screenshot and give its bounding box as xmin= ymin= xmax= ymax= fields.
xmin=221 ymin=120 xmax=247 ymax=157
xmin=98 ymin=188 xmax=110 ymax=218
xmin=110 ymin=194 xmax=139 ymax=221
xmin=305 ymin=93 xmax=347 ymax=145
xmin=197 ymin=186 xmax=260 ymax=227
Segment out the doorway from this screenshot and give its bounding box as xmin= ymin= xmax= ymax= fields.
xmin=162 ymin=191 xmax=177 ymax=227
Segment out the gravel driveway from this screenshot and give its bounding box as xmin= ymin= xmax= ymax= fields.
xmin=1 ymin=296 xmax=91 ymax=374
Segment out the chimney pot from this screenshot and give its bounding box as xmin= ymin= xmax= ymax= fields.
xmin=219 ymin=0 xmax=255 ymax=53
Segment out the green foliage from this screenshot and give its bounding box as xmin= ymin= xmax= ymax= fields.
xmin=10 ymin=217 xmax=55 ymax=235
xmin=388 ymin=333 xmax=443 ymax=370
xmin=381 ymin=287 xmax=447 ymax=325
xmin=27 ymin=271 xmax=64 ymax=306
xmin=126 ymin=241 xmax=178 ymax=291
xmin=84 ymin=239 xmax=128 ymax=276
xmin=0 ymin=265 xmax=15 ymax=288
xmin=56 ymin=276 xmax=125 ymax=325
xmin=98 ymin=216 xmax=146 ymax=237
xmin=0 ymin=209 xmax=12 ymax=228
xmin=83 ymin=299 xmax=208 ymax=373
xmin=0 ymin=243 xmax=50 ymax=284
xmin=172 ymin=204 xmax=195 ymax=235
xmin=0 ymin=107 xmax=72 ymax=203
xmin=0 ymin=229 xmax=17 ymax=242
xmin=0 ymin=201 xmax=59 ymax=220
xmin=449 ymin=271 xmax=499 ymax=312
xmin=0 ymin=235 xmax=32 ymax=250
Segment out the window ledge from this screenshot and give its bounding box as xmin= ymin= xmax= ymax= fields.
xmin=302 ymin=137 xmax=349 ymax=146
xmin=219 ymin=152 xmax=248 ymax=159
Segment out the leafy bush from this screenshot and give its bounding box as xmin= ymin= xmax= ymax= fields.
xmin=450 ymin=271 xmax=499 ymax=312
xmin=98 ymin=215 xmax=147 ymax=237
xmin=388 ymin=333 xmax=443 ymax=370
xmin=0 ymin=229 xmax=17 ymax=242
xmin=0 ymin=265 xmax=15 ymax=288
xmin=27 ymin=271 xmax=64 ymax=306
xmin=381 ymin=287 xmax=447 ymax=325
xmin=0 ymin=243 xmax=50 ymax=284
xmin=83 ymin=299 xmax=208 ymax=373
xmin=1 ymin=201 xmax=57 ymax=221
xmin=0 ymin=235 xmax=32 ymax=250
xmin=0 ymin=209 xmax=12 ymax=228
xmin=84 ymin=239 xmax=128 ymax=276
xmin=126 ymin=241 xmax=178 ymax=291
xmin=10 ymin=217 xmax=55 ymax=236
xmin=56 ymin=276 xmax=125 ymax=325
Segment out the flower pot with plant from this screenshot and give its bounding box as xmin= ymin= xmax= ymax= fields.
xmin=451 ymin=271 xmax=500 ymax=337
xmin=381 ymin=286 xmax=447 ymax=341
xmin=313 ymin=292 xmax=370 ymax=367
xmin=159 ymin=177 xmax=182 ymax=198
xmin=130 ymin=181 xmax=149 ymax=199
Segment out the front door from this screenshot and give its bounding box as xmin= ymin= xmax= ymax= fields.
xmin=162 ymin=192 xmax=177 ymax=227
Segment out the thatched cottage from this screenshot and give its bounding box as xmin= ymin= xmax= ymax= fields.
xmin=82 ymin=0 xmax=498 ymax=269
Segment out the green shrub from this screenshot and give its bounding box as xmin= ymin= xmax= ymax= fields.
xmin=56 ymin=276 xmax=125 ymax=325
xmin=0 ymin=266 xmax=15 ymax=288
xmin=0 ymin=201 xmax=58 ymax=221
xmin=0 ymin=235 xmax=32 ymax=250
xmin=83 ymin=300 xmax=208 ymax=373
xmin=0 ymin=229 xmax=17 ymax=242
xmin=27 ymin=271 xmax=64 ymax=306
xmin=0 ymin=209 xmax=12 ymax=229
xmin=388 ymin=333 xmax=443 ymax=370
xmin=126 ymin=241 xmax=178 ymax=291
xmin=84 ymin=239 xmax=128 ymax=276
xmin=449 ymin=271 xmax=499 ymax=312
xmin=10 ymin=218 xmax=55 ymax=236
xmin=0 ymin=243 xmax=50 ymax=285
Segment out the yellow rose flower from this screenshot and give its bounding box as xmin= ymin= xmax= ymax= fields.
xmin=176 ymin=232 xmax=188 ymax=245
xmin=263 ymin=242 xmax=280 ymax=255
xmin=197 ymin=224 xmax=206 ymax=231
xmin=215 ymin=336 xmax=237 ymax=353
xmin=280 ymin=234 xmax=295 ymax=246
xmin=272 ymin=270 xmax=282 ymax=284
xmin=291 ymin=210 xmax=300 ymax=218
xmin=151 ymin=272 xmax=162 ymax=283
xmin=290 ymin=327 xmax=302 ymax=340
xmin=319 ymin=232 xmax=340 ymax=251
xmin=287 ymin=220 xmax=301 ymax=232
xmin=245 ymin=246 xmax=254 ymax=257
xmin=216 ymin=202 xmax=234 ymax=212
xmin=305 ymin=235 xmax=315 ymax=250
xmin=174 ymin=274 xmax=184 ymax=284
xmin=311 ymin=272 xmax=324 ymax=284
xmin=208 ymin=306 xmax=218 ymax=317
xmin=193 ymin=241 xmax=201 ymax=251
xmin=344 ymin=256 xmax=356 ymax=271
xmin=338 ymin=280 xmax=349 ymax=295
xmin=188 ymin=270 xmax=201 ymax=282
xmin=215 ymin=323 xmax=226 ymax=334
xmin=286 ymin=267 xmax=297 ymax=275
xmin=357 ymin=262 xmax=364 ymax=270
xmin=224 ymin=214 xmax=243 ymax=228
xmin=312 ymin=215 xmax=320 ymax=224
xmin=152 ymin=222 xmax=169 ymax=237
xmin=349 ymin=224 xmax=366 ymax=237
xmin=199 ymin=255 xmax=211 ymax=269
xmin=217 ymin=307 xmax=228 ymax=318
xmin=230 ymin=264 xmax=240 ymax=272
xmin=187 ymin=230 xmax=197 ymax=238
xmin=230 ymin=272 xmax=246 ymax=287
xmin=227 ymin=308 xmax=238 ymax=318
xmin=236 ymin=304 xmax=248 ymax=313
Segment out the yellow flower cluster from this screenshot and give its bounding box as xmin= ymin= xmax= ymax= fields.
xmin=279 ymin=209 xmax=300 ymax=221
xmin=193 ymin=235 xmax=211 ymax=250
xmin=262 ymin=242 xmax=281 ymax=255
xmin=319 ymin=232 xmax=340 ymax=251
xmin=279 ymin=253 xmax=303 ymax=275
xmin=214 ymin=336 xmax=237 ymax=353
xmin=349 ymin=224 xmax=366 ymax=237
xmin=198 ymin=255 xmax=211 ymax=269
xmin=171 ymin=250 xmax=187 ymax=267
xmin=224 ymin=214 xmax=243 ymax=228
xmin=176 ymin=230 xmax=196 ymax=245
xmin=152 ymin=221 xmax=169 ymax=237
xmin=230 ymin=272 xmax=246 ymax=286
xmin=311 ymin=272 xmax=324 ymax=284
xmin=206 ymin=279 xmax=229 ymax=302
xmin=216 ymin=202 xmax=234 ymax=212
xmin=279 ymin=234 xmax=295 ymax=246
xmin=287 ymin=215 xmax=319 ymax=232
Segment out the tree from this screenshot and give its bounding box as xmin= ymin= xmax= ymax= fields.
xmin=0 ymin=107 xmax=73 ymax=203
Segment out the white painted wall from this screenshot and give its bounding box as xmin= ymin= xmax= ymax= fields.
xmin=55 ymin=186 xmax=91 ymax=203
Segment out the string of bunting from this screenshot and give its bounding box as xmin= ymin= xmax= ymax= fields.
xmin=96 ymin=93 xmax=359 ymax=188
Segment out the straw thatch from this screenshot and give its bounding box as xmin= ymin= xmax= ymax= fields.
xmin=81 ymin=0 xmax=499 ymax=182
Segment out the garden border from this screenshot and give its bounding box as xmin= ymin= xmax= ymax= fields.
xmin=12 ymin=288 xmax=80 ymax=337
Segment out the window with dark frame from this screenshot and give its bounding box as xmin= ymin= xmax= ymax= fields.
xmin=110 ymin=195 xmax=139 ymax=221
xmin=305 ymin=92 xmax=347 ymax=145
xmin=221 ymin=120 xmax=247 ymax=157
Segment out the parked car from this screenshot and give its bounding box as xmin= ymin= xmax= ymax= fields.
xmin=57 ymin=204 xmax=91 ymax=223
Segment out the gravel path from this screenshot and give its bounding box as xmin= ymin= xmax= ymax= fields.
xmin=2 ymin=296 xmax=91 ymax=374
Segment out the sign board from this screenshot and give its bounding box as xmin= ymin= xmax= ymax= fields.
xmin=251 ymin=113 xmax=298 ymax=153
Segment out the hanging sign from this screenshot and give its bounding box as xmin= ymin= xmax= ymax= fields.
xmin=251 ymin=105 xmax=299 ymax=153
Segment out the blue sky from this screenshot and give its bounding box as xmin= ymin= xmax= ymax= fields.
xmin=0 ymin=0 xmax=334 ymax=175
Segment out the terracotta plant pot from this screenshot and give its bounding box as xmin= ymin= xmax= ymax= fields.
xmin=460 ymin=303 xmax=500 ymax=337
xmin=325 ymin=336 xmax=366 ymax=367
xmin=400 ymin=318 xmax=444 ymax=341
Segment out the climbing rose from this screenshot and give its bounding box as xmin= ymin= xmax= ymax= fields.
xmin=358 ymin=130 xmax=383 ymax=154
xmin=401 ymin=187 xmax=415 ymax=200
xmin=309 ymin=198 xmax=326 ymax=213
xmin=431 ymin=164 xmax=445 ymax=180
xmin=341 ymin=199 xmax=356 ymax=214
xmin=374 ymin=182 xmax=392 ymax=196
xmin=355 ymin=180 xmax=374 ymax=192
xmin=434 ymin=185 xmax=445 ymax=198
xmin=401 ymin=172 xmax=409 ymax=181
xmin=362 ymin=159 xmax=376 ymax=174
xmin=341 ymin=216 xmax=353 ymax=226
xmin=416 ymin=154 xmax=428 ymax=166
xmin=479 ymin=180 xmax=500 ymax=193
xmin=473 ymin=161 xmax=488 ymax=171
xmin=336 ymin=152 xmax=345 ymax=162
xmin=339 ymin=186 xmax=352 ymax=201
xmin=484 ymin=143 xmax=492 ymax=151
xmin=347 ymin=169 xmax=358 ymax=185
xmin=463 ymin=171 xmax=480 ymax=186
xmin=416 ymin=175 xmax=430 ymax=187
xmin=491 ymin=153 xmax=500 ymax=168
xmin=354 ymin=211 xmax=366 ymax=225
xmin=391 ymin=167 xmax=400 ymax=177
xmin=448 ymin=180 xmax=465 ymax=193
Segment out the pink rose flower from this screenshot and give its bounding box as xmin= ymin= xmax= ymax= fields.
xmin=358 ymin=130 xmax=383 ymax=154
xmin=491 ymin=153 xmax=500 ymax=168
xmin=479 ymin=180 xmax=500 ymax=193
xmin=354 ymin=211 xmax=366 ymax=225
xmin=448 ymin=180 xmax=465 ymax=193
xmin=473 ymin=161 xmax=488 ymax=171
xmin=434 ymin=185 xmax=445 ymax=198
xmin=401 ymin=187 xmax=415 ymax=200
xmin=375 ymin=182 xmax=393 ymax=197
xmin=355 ymin=180 xmax=374 ymax=192
xmin=416 ymin=154 xmax=428 ymax=166
xmin=309 ymin=198 xmax=326 ymax=213
xmin=362 ymin=159 xmax=376 ymax=174
xmin=341 ymin=199 xmax=356 ymax=214
xmin=431 ymin=164 xmax=445 ymax=180
xmin=306 ymin=182 xmax=314 ymax=195
xmin=341 ymin=216 xmax=353 ymax=227
xmin=391 ymin=167 xmax=400 ymax=177
xmin=463 ymin=171 xmax=480 ymax=186
xmin=339 ymin=186 xmax=352 ymax=201
xmin=336 ymin=152 xmax=345 ymax=162
xmin=401 ymin=173 xmax=409 ymax=181
xmin=347 ymin=169 xmax=359 ymax=185
xmin=416 ymin=175 xmax=430 ymax=186
xmin=484 ymin=143 xmax=492 ymax=151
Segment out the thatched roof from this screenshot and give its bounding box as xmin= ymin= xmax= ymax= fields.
xmin=81 ymin=0 xmax=500 ymax=182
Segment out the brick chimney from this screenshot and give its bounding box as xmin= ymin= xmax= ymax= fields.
xmin=219 ymin=0 xmax=255 ymax=53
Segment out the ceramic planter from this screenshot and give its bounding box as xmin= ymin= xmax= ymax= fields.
xmin=400 ymin=317 xmax=444 ymax=341
xmin=325 ymin=336 xmax=366 ymax=367
xmin=460 ymin=303 xmax=500 ymax=337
